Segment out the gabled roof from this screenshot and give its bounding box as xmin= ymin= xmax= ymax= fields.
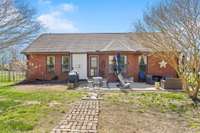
xmin=22 ymin=33 xmax=149 ymax=53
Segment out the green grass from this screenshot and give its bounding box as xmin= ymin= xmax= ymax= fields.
xmin=0 ymin=83 xmax=85 ymax=133
xmin=104 ymin=91 xmax=200 ymax=129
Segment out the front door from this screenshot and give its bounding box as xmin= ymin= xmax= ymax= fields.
xmin=89 ymin=55 xmax=99 ymax=77
xmin=72 ymin=54 xmax=87 ymax=79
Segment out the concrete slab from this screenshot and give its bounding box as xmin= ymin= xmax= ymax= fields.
xmin=77 ymin=82 xmax=157 ymax=91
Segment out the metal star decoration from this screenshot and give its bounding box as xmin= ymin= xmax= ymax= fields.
xmin=159 ymin=60 xmax=167 ymax=68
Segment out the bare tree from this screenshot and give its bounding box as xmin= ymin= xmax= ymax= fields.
xmin=0 ymin=0 xmax=40 ymax=50
xmin=133 ymin=0 xmax=200 ymax=103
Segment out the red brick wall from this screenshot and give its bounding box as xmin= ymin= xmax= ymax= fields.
xmin=26 ymin=53 xmax=69 ymax=80
xmin=26 ymin=52 xmax=177 ymax=81
xmin=87 ymin=52 xmax=139 ymax=82
xmin=87 ymin=52 xmax=177 ymax=81
xmin=127 ymin=54 xmax=140 ymax=81
xmin=147 ymin=55 xmax=177 ymax=77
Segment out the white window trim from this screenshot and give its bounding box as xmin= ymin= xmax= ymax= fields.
xmin=138 ymin=55 xmax=147 ymax=65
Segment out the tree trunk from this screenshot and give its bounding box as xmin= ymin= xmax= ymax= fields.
xmin=182 ymin=78 xmax=200 ymax=105
xmin=189 ymin=86 xmax=200 ymax=105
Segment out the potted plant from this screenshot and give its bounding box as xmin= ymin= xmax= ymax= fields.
xmin=155 ymin=82 xmax=160 ymax=90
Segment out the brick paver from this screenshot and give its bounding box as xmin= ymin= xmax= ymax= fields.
xmin=51 ymin=94 xmax=100 ymax=133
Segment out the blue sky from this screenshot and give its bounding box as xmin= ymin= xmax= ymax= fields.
xmin=29 ymin=0 xmax=160 ymax=33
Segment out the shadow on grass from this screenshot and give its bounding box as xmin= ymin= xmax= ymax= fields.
xmin=0 ymin=80 xmax=68 ymax=89
xmin=119 ymin=89 xmax=129 ymax=93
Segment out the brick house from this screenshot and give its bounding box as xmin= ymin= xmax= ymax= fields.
xmin=22 ymin=33 xmax=177 ymax=81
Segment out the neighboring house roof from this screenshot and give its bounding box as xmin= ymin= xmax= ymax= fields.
xmin=22 ymin=33 xmax=149 ymax=53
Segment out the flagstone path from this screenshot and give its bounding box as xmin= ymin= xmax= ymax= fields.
xmin=51 ymin=93 xmax=100 ymax=133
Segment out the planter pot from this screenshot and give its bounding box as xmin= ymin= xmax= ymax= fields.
xmin=155 ymin=82 xmax=160 ymax=90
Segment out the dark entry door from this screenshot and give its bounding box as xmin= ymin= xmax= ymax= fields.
xmin=89 ymin=56 xmax=99 ymax=77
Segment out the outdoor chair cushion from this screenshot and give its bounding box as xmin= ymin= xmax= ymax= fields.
xmin=124 ymin=77 xmax=134 ymax=83
xmin=146 ymin=74 xmax=164 ymax=85
xmin=161 ymin=78 xmax=182 ymax=90
xmin=138 ymin=71 xmax=145 ymax=82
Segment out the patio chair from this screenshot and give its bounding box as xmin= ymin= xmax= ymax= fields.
xmin=87 ymin=79 xmax=93 ymax=88
xmin=146 ymin=74 xmax=163 ymax=85
xmin=93 ymin=77 xmax=102 ymax=87
xmin=102 ymin=79 xmax=108 ymax=88
xmin=146 ymin=74 xmax=155 ymax=84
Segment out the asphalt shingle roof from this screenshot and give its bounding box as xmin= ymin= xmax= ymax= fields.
xmin=23 ymin=33 xmax=149 ymax=53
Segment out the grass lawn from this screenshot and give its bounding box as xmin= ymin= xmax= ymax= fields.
xmin=1 ymin=82 xmax=200 ymax=133
xmin=0 ymin=82 xmax=85 ymax=133
xmin=99 ymin=91 xmax=200 ymax=133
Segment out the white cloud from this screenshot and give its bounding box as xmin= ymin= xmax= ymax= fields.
xmin=60 ymin=3 xmax=76 ymax=12
xmin=37 ymin=3 xmax=79 ymax=33
xmin=37 ymin=11 xmax=79 ymax=33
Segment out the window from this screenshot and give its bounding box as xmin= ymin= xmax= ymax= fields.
xmin=108 ymin=55 xmax=127 ymax=73
xmin=108 ymin=56 xmax=114 ymax=73
xmin=62 ymin=56 xmax=70 ymax=72
xmin=120 ymin=56 xmax=127 ymax=71
xmin=91 ymin=57 xmax=97 ymax=68
xmin=47 ymin=56 xmax=55 ymax=72
xmin=138 ymin=55 xmax=147 ymax=72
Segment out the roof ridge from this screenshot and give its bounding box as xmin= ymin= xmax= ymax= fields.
xmin=118 ymin=40 xmax=134 ymax=51
xmin=100 ymin=40 xmax=116 ymax=51
xmin=22 ymin=32 xmax=151 ymax=53
xmin=41 ymin=32 xmax=131 ymax=35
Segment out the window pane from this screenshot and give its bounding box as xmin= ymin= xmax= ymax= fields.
xmin=90 ymin=69 xmax=95 ymax=76
xmin=120 ymin=56 xmax=127 ymax=65
xmin=120 ymin=56 xmax=124 ymax=65
xmin=47 ymin=56 xmax=54 ymax=65
xmin=109 ymin=56 xmax=114 ymax=64
xmin=62 ymin=56 xmax=69 ymax=64
xmin=124 ymin=56 xmax=127 ymax=64
xmin=108 ymin=55 xmax=127 ymax=73
xmin=108 ymin=56 xmax=114 ymax=73
xmin=47 ymin=56 xmax=55 ymax=72
xmin=62 ymin=56 xmax=70 ymax=72
xmin=138 ymin=55 xmax=147 ymax=72
xmin=91 ymin=57 xmax=97 ymax=68
xmin=117 ymin=56 xmax=127 ymax=73
xmin=139 ymin=55 xmax=147 ymax=65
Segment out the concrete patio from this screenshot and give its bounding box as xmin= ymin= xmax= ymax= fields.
xmin=77 ymin=82 xmax=157 ymax=91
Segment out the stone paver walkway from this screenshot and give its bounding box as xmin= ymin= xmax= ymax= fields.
xmin=51 ymin=93 xmax=100 ymax=133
